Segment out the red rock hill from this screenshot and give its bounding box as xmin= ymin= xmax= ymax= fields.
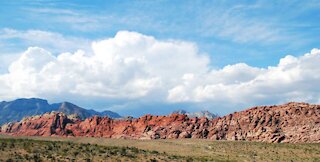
xmin=1 ymin=102 xmax=319 ymax=143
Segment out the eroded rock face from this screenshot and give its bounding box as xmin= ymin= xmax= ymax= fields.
xmin=208 ymin=102 xmax=320 ymax=143
xmin=1 ymin=102 xmax=319 ymax=143
xmin=0 ymin=112 xmax=75 ymax=136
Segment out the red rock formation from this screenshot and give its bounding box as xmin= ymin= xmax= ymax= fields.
xmin=1 ymin=102 xmax=319 ymax=143
xmin=208 ymin=102 xmax=320 ymax=143
xmin=0 ymin=112 xmax=78 ymax=136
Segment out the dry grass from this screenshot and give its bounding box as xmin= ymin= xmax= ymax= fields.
xmin=0 ymin=134 xmax=319 ymax=161
xmin=0 ymin=138 xmax=190 ymax=162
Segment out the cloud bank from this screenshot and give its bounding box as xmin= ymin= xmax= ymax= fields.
xmin=0 ymin=31 xmax=319 ymax=112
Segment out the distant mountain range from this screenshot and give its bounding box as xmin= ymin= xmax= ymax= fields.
xmin=0 ymin=98 xmax=121 ymax=125
xmin=172 ymin=109 xmax=218 ymax=119
xmin=0 ymin=98 xmax=221 ymax=125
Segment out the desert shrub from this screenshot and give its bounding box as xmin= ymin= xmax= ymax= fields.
xmin=150 ymin=158 xmax=157 ymax=162
xmin=1 ymin=142 xmax=7 ymax=148
xmin=170 ymin=155 xmax=178 ymax=159
xmin=119 ymin=147 xmax=127 ymax=156
xmin=98 ymin=149 xmax=106 ymax=154
xmin=131 ymin=147 xmax=139 ymax=153
xmin=73 ymin=150 xmax=79 ymax=156
xmin=186 ymin=157 xmax=193 ymax=162
xmin=33 ymin=154 xmax=42 ymax=162
xmin=5 ymin=159 xmax=13 ymax=162
xmin=9 ymin=142 xmax=15 ymax=148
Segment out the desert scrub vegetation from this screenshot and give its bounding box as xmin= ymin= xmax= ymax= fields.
xmin=0 ymin=136 xmax=319 ymax=162
xmin=0 ymin=138 xmax=196 ymax=162
xmin=204 ymin=141 xmax=320 ymax=162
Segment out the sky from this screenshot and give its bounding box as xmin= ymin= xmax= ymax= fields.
xmin=0 ymin=0 xmax=320 ymax=116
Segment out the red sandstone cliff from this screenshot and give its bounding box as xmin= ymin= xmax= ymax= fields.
xmin=1 ymin=102 xmax=319 ymax=143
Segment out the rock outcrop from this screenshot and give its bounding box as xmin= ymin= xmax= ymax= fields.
xmin=1 ymin=102 xmax=319 ymax=143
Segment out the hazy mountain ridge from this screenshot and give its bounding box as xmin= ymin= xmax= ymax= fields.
xmin=172 ymin=109 xmax=218 ymax=119
xmin=0 ymin=98 xmax=121 ymax=124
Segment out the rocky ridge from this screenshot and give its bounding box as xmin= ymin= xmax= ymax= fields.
xmin=1 ymin=102 xmax=319 ymax=143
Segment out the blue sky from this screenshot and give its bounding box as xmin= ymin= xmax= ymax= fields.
xmin=0 ymin=1 xmax=320 ymax=116
xmin=1 ymin=0 xmax=319 ymax=67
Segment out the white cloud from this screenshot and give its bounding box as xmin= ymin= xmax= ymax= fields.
xmin=0 ymin=28 xmax=91 ymax=74
xmin=0 ymin=31 xmax=319 ymax=111
xmin=168 ymin=48 xmax=320 ymax=106
xmin=0 ymin=28 xmax=91 ymax=53
xmin=0 ymin=31 xmax=209 ymax=101
xmin=0 ymin=53 xmax=20 ymax=73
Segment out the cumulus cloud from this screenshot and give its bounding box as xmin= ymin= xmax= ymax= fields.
xmin=0 ymin=31 xmax=209 ymax=102
xmin=0 ymin=31 xmax=319 ymax=111
xmin=168 ymin=48 xmax=320 ymax=105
